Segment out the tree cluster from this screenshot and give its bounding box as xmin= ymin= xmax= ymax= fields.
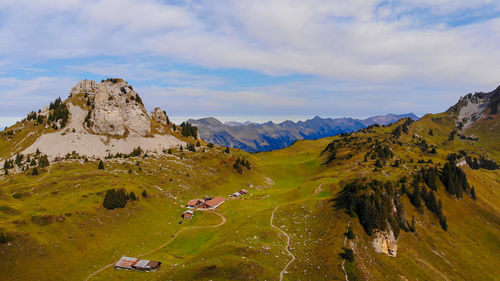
xmin=180 ymin=122 xmax=198 ymax=139
xmin=48 ymin=97 xmax=69 ymax=129
xmin=466 ymin=156 xmax=499 ymax=170
xmin=334 ymin=180 xmax=396 ymax=236
xmin=440 ymin=161 xmax=470 ymax=198
xmin=102 ymin=188 xmax=137 ymax=209
xmin=391 ymin=118 xmax=414 ymax=138
xmin=233 ymin=157 xmax=251 ymax=174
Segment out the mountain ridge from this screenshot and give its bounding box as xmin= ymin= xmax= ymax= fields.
xmin=188 ymin=113 xmax=419 ymax=152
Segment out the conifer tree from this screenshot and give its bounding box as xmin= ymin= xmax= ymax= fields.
xmin=32 ymin=167 xmax=39 ymax=175
xmin=98 ymin=160 xmax=104 ymax=170
xmin=142 ymin=189 xmax=148 ymax=198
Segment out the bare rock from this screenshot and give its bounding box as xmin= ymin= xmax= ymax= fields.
xmin=70 ymin=79 xmax=98 ymax=96
xmin=372 ymin=228 xmax=397 ymax=257
xmin=89 ymin=79 xmax=151 ymax=137
xmin=151 ymin=107 xmax=169 ymax=125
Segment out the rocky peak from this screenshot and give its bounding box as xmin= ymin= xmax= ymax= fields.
xmin=447 ymin=86 xmax=500 ymax=130
xmin=151 ymin=107 xmax=169 ymax=125
xmin=87 ymin=79 xmax=151 ymax=137
xmin=70 ymin=79 xmax=98 ymax=96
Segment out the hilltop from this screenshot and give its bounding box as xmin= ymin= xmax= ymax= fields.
xmin=0 ymin=83 xmax=499 ymax=281
xmin=188 ymin=113 xmax=418 ymax=152
xmin=0 ymin=79 xmax=204 ymax=163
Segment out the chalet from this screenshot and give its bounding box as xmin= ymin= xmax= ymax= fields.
xmin=186 ymin=199 xmax=204 ymax=209
xmin=239 ymin=189 xmax=248 ymax=195
xmin=132 ymin=259 xmax=162 ymax=272
xmin=114 ymin=256 xmax=138 ymax=270
xmin=199 ymin=196 xmax=225 ymax=209
xmin=114 ymin=256 xmax=161 ymax=272
xmin=230 ymin=191 xmax=241 ymax=198
xmin=182 ymin=210 xmax=193 ymax=219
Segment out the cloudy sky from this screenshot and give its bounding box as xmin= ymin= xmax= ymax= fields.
xmin=1 ymin=0 xmax=499 ymax=127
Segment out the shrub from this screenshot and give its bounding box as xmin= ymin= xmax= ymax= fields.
xmin=340 ymin=247 xmax=354 ymax=262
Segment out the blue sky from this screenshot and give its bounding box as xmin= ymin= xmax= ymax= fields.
xmin=1 ymin=0 xmax=500 ymax=128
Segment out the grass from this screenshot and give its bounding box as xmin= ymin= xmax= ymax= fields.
xmin=0 ymin=112 xmax=499 ymax=281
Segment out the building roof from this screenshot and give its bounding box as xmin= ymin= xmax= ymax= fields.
xmin=187 ymin=199 xmax=201 ymax=206
xmin=133 ymin=259 xmax=151 ymax=269
xmin=240 ymin=189 xmax=248 ymax=194
xmin=231 ymin=192 xmax=241 ymax=196
xmin=205 ymin=196 xmax=225 ymax=208
xmin=147 ymin=260 xmax=161 ymax=268
xmin=115 ymin=256 xmax=139 ymax=269
xmin=183 ymin=210 xmax=194 ymax=215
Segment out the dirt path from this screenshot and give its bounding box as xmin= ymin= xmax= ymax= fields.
xmin=270 ymin=206 xmax=296 ymax=281
xmin=341 ymin=221 xmax=351 ymax=281
xmin=84 ymin=210 xmax=226 ymax=281
xmin=314 ymin=183 xmax=323 ymax=194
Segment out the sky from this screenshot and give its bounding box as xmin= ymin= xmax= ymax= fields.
xmin=1 ymin=0 xmax=500 ymax=128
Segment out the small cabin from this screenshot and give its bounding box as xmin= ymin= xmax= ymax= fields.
xmin=230 ymin=191 xmax=241 ymax=198
xmin=182 ymin=210 xmax=193 ymax=219
xmin=114 ymin=256 xmax=161 ymax=272
xmin=239 ymin=189 xmax=248 ymax=195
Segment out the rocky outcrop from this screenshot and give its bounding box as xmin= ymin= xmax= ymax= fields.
xmin=151 ymin=107 xmax=169 ymax=125
xmin=450 ymin=86 xmax=500 ymax=130
xmin=70 ymin=79 xmax=98 ymax=96
xmin=372 ymin=228 xmax=397 ymax=257
xmin=89 ymin=79 xmax=151 ymax=137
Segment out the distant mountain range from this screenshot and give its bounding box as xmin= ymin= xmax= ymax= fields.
xmin=188 ymin=113 xmax=419 ymax=152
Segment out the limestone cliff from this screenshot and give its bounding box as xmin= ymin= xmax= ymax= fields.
xmin=88 ymin=79 xmax=151 ymax=137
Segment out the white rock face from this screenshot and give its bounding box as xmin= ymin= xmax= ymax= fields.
xmin=151 ymin=107 xmax=168 ymax=125
xmin=372 ymin=228 xmax=397 ymax=257
xmin=89 ymin=79 xmax=151 ymax=137
xmin=22 ymin=103 xmax=184 ymax=159
xmin=456 ymin=94 xmax=487 ymax=130
xmin=70 ymin=79 xmax=98 ymax=96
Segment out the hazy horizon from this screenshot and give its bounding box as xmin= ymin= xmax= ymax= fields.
xmin=1 ymin=1 xmax=499 ymax=126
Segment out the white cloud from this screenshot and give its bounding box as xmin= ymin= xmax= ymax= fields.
xmin=0 ymin=0 xmax=498 ymax=87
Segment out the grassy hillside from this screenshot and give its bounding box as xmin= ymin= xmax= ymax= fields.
xmin=1 ymin=109 xmax=499 ymax=280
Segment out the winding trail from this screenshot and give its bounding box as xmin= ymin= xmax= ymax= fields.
xmin=84 ymin=210 xmax=226 ymax=281
xmin=270 ymin=206 xmax=296 ymax=281
xmin=341 ymin=221 xmax=351 ymax=281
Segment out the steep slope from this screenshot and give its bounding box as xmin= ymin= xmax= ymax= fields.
xmin=189 ymin=113 xmax=418 ymax=152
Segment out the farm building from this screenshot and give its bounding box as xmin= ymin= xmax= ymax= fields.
xmin=132 ymin=259 xmax=162 ymax=271
xmin=114 ymin=256 xmax=161 ymax=272
xmin=230 ymin=191 xmax=241 ymax=198
xmin=199 ymin=196 xmax=225 ymax=209
xmin=186 ymin=199 xmax=204 ymax=209
xmin=114 ymin=256 xmax=138 ymax=270
xmin=239 ymin=189 xmax=248 ymax=195
xmin=182 ymin=210 xmax=193 ymax=219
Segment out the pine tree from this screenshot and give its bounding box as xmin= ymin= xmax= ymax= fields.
xmin=142 ymin=189 xmax=148 ymax=198
xmin=224 ymin=147 xmax=230 ymax=154
xmin=32 ymin=167 xmax=39 ymax=176
xmin=130 ymin=192 xmax=137 ymax=201
xmin=471 ymin=187 xmax=477 ymax=201
xmin=196 ymin=141 xmax=201 ymax=147
xmin=98 ymin=160 xmax=104 ymax=170
xmin=0 ymin=232 xmax=7 ymax=244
